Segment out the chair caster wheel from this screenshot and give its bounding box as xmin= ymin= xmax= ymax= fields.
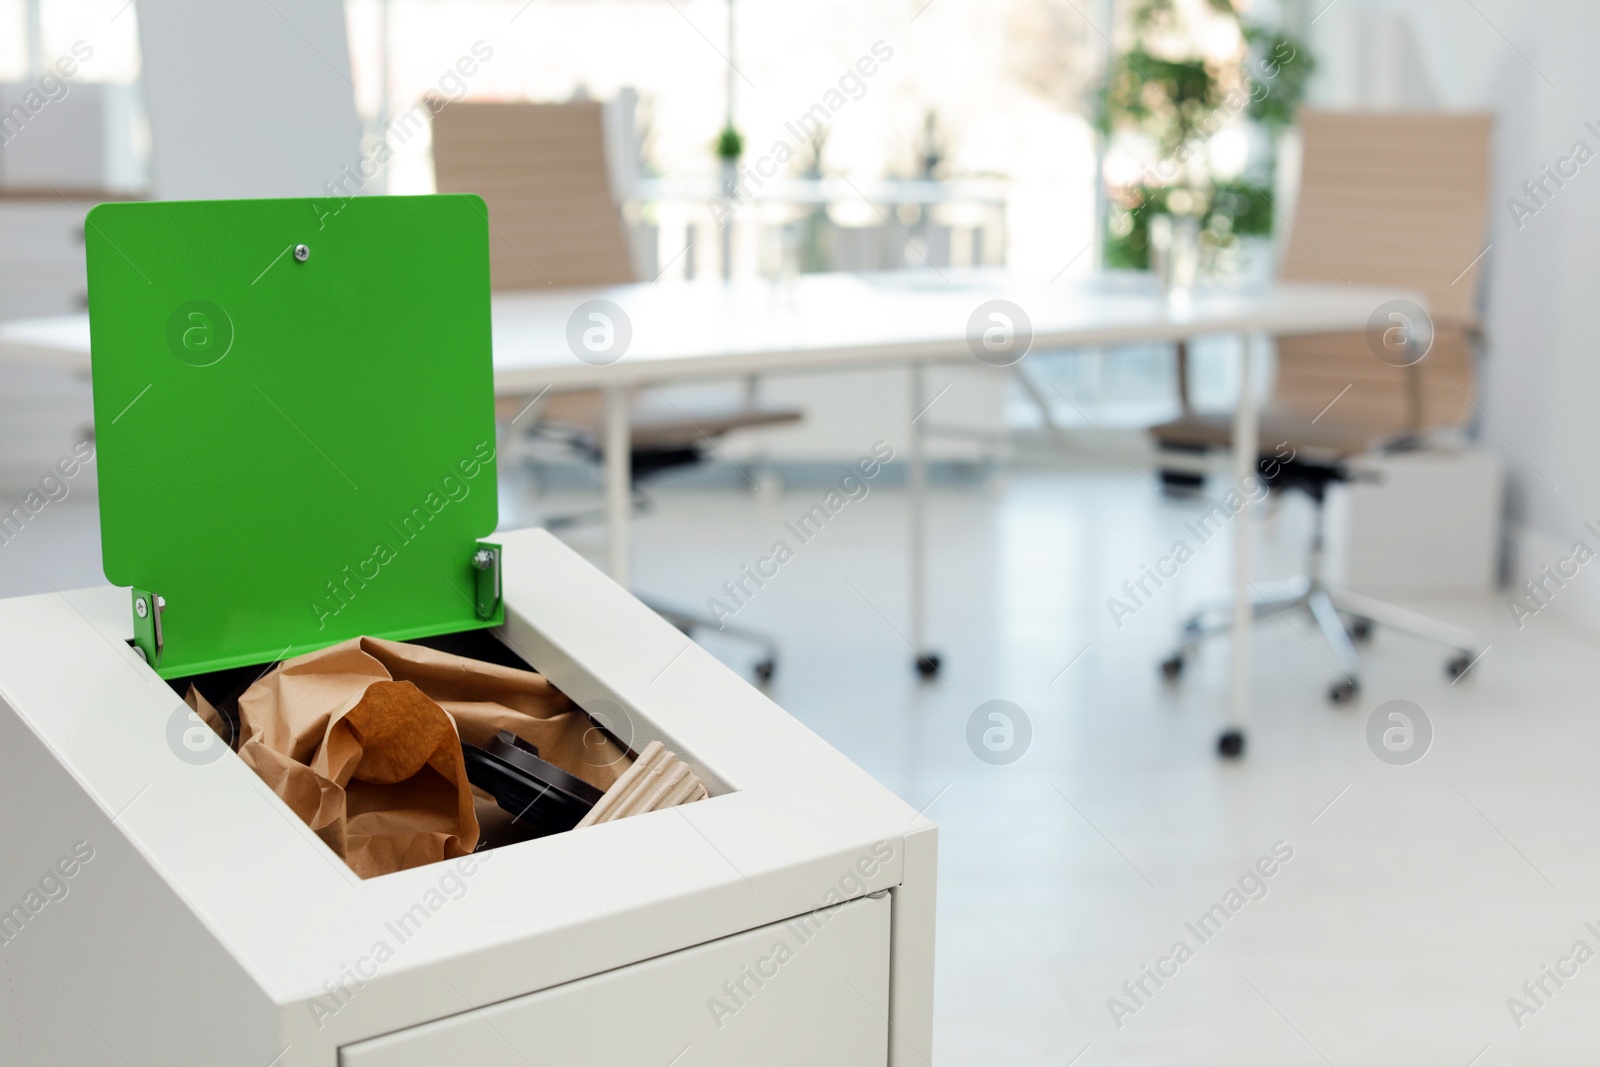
xmin=754 ymin=658 xmax=776 ymax=684
xmin=1446 ymin=652 xmax=1473 ymax=680
xmin=1216 ymin=728 xmax=1246 ymax=758
xmin=914 ymin=653 xmax=942 ymax=679
xmin=1348 ymin=617 xmax=1373 ymax=642
xmin=1160 ymin=655 xmax=1184 ymax=681
xmin=1327 ymin=679 xmax=1359 ymax=704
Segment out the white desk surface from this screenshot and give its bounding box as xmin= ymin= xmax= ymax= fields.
xmin=0 ymin=270 xmax=1413 ymax=392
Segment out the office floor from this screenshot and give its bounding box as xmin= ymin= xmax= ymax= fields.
xmin=9 ymin=468 xmax=1598 ymax=1066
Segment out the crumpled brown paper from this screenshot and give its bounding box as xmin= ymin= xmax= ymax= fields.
xmin=206 ymin=636 xmax=633 ymax=879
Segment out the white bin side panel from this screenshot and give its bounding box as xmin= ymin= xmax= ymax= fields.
xmin=0 ymin=696 xmax=280 ymax=1067
xmin=889 ymin=823 xmax=938 ymax=1067
xmin=340 ymin=894 xmax=890 ymax=1067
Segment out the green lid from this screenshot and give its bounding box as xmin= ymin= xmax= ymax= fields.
xmin=86 ymin=195 xmax=503 ymax=679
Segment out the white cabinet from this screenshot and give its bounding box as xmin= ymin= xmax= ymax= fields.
xmin=342 ymin=894 xmax=891 ymax=1067
xmin=0 ymin=197 xmax=90 ymax=321
xmin=0 ymin=199 xmax=96 ymax=495
xmin=0 ymin=83 xmax=142 ymax=193
xmin=1326 ymin=446 xmax=1504 ymax=591
xmin=729 ymin=364 xmax=1008 ymax=465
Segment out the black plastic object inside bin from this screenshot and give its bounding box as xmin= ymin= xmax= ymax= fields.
xmin=464 ymin=730 xmax=604 ymax=836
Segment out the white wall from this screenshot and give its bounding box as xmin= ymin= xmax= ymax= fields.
xmin=136 ymin=0 xmax=362 ymax=199
xmin=1307 ymin=0 xmax=1600 ymax=629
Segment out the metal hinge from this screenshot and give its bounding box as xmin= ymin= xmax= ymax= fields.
xmin=472 ymin=542 xmax=501 ymax=620
xmin=131 ymin=588 xmax=166 ymax=665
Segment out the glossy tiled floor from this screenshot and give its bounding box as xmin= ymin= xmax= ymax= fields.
xmin=531 ymin=470 xmax=1600 ymax=1067
xmin=11 ymin=468 xmax=1599 ymax=1065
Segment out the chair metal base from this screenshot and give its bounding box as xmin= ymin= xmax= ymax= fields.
xmin=502 ymin=444 xmax=781 ymax=686
xmin=1162 ymin=575 xmax=1480 ymax=704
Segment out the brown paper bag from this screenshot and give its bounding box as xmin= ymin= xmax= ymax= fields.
xmin=230 ymin=636 xmax=633 ymax=879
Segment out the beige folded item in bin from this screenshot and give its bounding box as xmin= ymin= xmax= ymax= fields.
xmin=576 ymin=740 xmax=708 ymax=828
xmin=192 ymin=636 xmax=635 ymax=879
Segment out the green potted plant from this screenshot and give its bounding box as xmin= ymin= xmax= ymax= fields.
xmin=713 ymin=122 xmax=744 ymax=280
xmin=1095 ymin=0 xmax=1312 ymax=278
xmin=715 ymin=122 xmax=744 ymax=166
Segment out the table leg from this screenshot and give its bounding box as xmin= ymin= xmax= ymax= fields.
xmin=1014 ymin=362 xmax=1068 ymax=444
xmin=1224 ymin=333 xmax=1259 ymax=757
xmin=604 ymin=384 xmax=632 ymax=586
xmin=909 ymin=362 xmax=939 ymax=678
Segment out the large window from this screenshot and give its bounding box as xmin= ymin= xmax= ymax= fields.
xmin=349 ymin=0 xmax=1103 ymax=278
xmin=0 ymin=0 xmax=141 ymax=82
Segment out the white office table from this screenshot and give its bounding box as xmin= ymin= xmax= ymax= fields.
xmin=0 ymin=271 xmax=1415 ymax=741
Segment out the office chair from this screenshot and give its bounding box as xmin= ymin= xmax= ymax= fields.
xmin=433 ymin=100 xmax=803 ymax=682
xmin=1150 ymin=110 xmax=1493 ymax=712
xmin=502 ymin=387 xmax=797 ymax=682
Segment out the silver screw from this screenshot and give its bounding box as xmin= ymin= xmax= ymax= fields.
xmin=135 ymin=597 xmax=148 ymax=618
xmin=293 ymin=244 xmax=310 ymax=262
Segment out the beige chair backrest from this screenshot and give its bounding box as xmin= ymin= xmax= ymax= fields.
xmin=431 ymin=100 xmax=638 ymax=289
xmin=435 ymin=99 xmax=802 ymax=441
xmin=1272 ymin=110 xmax=1494 ymax=432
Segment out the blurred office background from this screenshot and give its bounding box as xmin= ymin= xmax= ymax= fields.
xmin=0 ymin=0 xmax=1510 ymax=484
xmin=6 ymin=0 xmax=1600 ymax=1062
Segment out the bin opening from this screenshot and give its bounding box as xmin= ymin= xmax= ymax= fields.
xmin=155 ymin=628 xmax=709 ymax=877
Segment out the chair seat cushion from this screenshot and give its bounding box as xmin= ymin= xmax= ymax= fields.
xmin=623 ymin=404 xmax=803 ymax=450
xmin=1149 ymin=409 xmax=1387 ymax=459
xmin=504 ymin=388 xmax=803 ymax=451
